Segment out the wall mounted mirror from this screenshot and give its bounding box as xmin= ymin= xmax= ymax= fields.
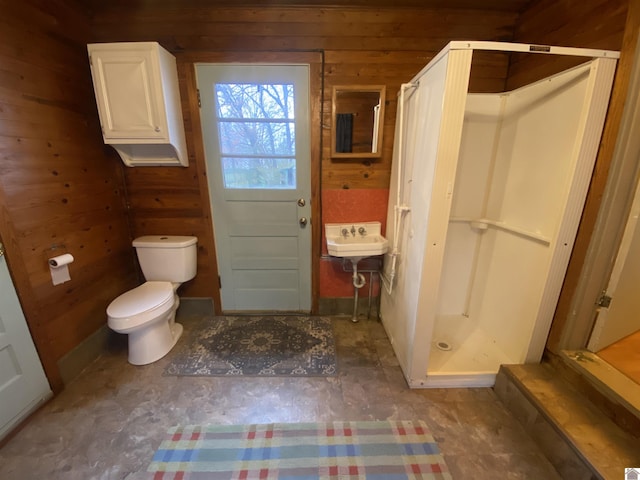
xmin=331 ymin=85 xmax=385 ymax=159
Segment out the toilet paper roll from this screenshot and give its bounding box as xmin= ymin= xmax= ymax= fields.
xmin=48 ymin=253 xmax=74 ymax=267
xmin=49 ymin=253 xmax=74 ymax=285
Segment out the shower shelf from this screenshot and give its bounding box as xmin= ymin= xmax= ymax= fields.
xmin=449 ymin=217 xmax=550 ymax=245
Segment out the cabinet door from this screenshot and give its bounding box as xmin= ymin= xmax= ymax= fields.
xmin=90 ymin=47 xmax=167 ymax=140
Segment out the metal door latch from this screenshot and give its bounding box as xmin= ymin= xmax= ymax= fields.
xmin=596 ymin=291 xmax=612 ymax=308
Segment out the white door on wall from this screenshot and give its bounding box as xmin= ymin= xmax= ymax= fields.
xmin=196 ymin=64 xmax=312 ymax=312
xmin=588 ymin=176 xmax=640 ymax=351
xmin=0 ymin=242 xmax=51 ymax=440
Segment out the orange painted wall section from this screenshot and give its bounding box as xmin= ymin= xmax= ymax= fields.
xmin=320 ymin=188 xmax=389 ymax=297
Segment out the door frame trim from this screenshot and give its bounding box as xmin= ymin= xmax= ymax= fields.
xmin=180 ymin=51 xmax=323 ymax=315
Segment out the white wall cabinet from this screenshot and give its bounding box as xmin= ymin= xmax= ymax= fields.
xmin=88 ymin=42 xmax=188 ymax=167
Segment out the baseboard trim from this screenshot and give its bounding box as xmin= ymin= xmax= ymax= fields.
xmin=57 ymin=324 xmax=111 ymax=385
xmin=177 ymin=297 xmax=215 ymax=317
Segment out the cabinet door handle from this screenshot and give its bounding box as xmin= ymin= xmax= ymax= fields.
xmin=154 ymin=126 xmax=160 ymax=133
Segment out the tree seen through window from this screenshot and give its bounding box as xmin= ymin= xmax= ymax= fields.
xmin=215 ymin=83 xmax=296 ymax=189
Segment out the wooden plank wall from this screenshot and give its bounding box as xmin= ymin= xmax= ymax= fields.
xmin=507 ymin=0 xmax=629 ymax=90
xmin=0 ymin=0 xmax=137 ymax=390
xmin=89 ymin=2 xmax=519 ymax=303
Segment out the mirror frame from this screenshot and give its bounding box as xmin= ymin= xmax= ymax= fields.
xmin=331 ymin=85 xmax=386 ymax=159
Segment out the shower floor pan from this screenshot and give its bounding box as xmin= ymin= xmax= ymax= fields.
xmin=425 ymin=315 xmax=518 ymax=388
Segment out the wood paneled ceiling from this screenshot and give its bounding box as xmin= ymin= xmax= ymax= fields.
xmin=84 ymin=0 xmax=533 ymax=14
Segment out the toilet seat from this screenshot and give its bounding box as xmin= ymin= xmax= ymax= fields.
xmin=107 ymin=281 xmax=175 ymax=331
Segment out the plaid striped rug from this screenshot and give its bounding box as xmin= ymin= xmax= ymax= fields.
xmin=148 ymin=421 xmax=451 ymax=479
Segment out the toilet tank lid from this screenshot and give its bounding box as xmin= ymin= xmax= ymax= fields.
xmin=133 ymin=235 xmax=197 ymax=248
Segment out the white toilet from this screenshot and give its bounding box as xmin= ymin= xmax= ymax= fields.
xmin=107 ymin=235 xmax=197 ymax=365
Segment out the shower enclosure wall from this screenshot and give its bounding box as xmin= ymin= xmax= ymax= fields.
xmin=380 ymin=41 xmax=618 ymax=388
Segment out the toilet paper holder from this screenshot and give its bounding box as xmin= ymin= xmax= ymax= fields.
xmin=48 ymin=252 xmax=74 ymax=285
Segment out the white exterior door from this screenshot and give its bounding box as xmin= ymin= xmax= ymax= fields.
xmin=588 ymin=177 xmax=640 ymax=351
xmin=196 ymin=64 xmax=312 ymax=312
xmin=0 ymin=243 xmax=51 ymax=440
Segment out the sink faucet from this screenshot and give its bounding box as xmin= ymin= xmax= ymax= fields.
xmin=341 ymin=228 xmax=349 ymax=238
xmin=350 ymin=225 xmax=356 ymax=237
xmin=358 ymin=226 xmax=367 ymax=236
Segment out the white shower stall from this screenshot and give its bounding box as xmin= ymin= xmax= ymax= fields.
xmin=380 ymin=41 xmax=618 ymax=388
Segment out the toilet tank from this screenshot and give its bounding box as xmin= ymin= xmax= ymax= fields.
xmin=132 ymin=235 xmax=197 ymax=282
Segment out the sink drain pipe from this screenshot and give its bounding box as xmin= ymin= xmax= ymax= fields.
xmin=351 ymin=263 xmax=366 ymax=323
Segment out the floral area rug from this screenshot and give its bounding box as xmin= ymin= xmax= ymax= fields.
xmin=163 ymin=316 xmax=336 ymax=376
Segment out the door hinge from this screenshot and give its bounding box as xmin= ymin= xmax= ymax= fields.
xmin=89 ymin=54 xmax=92 ymax=66
xmin=218 ymin=275 xmax=222 ymax=288
xmin=197 ymin=89 xmax=201 ymax=108
xmin=596 ymin=291 xmax=612 ymax=308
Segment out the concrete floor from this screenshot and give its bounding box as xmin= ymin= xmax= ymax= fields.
xmin=0 ymin=313 xmax=561 ymax=479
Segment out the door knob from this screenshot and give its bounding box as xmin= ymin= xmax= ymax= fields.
xmin=299 ymin=217 xmax=308 ymax=227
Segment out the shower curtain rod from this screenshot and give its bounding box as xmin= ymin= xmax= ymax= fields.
xmin=447 ymin=41 xmax=619 ymax=58
xmin=408 ymin=40 xmax=620 ymax=89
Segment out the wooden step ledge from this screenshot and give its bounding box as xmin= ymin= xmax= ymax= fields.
xmin=560 ymin=350 xmax=640 ymax=426
xmin=494 ymin=363 xmax=640 ymax=480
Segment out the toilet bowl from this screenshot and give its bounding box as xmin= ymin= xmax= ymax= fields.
xmin=107 ymin=281 xmax=183 ymax=365
xmin=106 ymin=235 xmax=197 ymax=365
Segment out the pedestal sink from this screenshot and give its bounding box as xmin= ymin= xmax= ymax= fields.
xmin=325 ymin=222 xmax=389 ymax=322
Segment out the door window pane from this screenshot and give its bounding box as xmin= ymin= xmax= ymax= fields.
xmin=218 ymin=121 xmax=295 ymax=156
xmin=221 ymin=157 xmax=296 ymax=189
xmin=216 ymin=84 xmax=295 ymax=119
xmin=215 ymin=83 xmax=297 ymax=189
